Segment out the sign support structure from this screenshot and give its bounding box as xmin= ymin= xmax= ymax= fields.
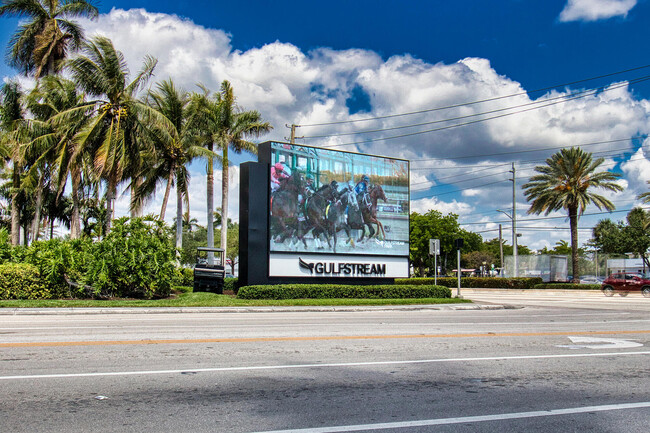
xmin=429 ymin=239 xmax=440 ymax=285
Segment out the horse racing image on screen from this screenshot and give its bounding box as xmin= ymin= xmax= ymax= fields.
xmin=269 ymin=142 xmax=409 ymax=257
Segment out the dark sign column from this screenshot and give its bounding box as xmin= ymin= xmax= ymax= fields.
xmin=239 ymin=161 xmax=269 ymax=286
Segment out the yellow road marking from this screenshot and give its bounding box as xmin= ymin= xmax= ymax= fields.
xmin=2 ymin=329 xmax=650 ymax=348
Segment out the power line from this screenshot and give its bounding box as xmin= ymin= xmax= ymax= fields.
xmin=406 ymin=135 xmax=647 ymax=169
xmin=459 ymin=207 xmax=649 ymax=226
xmin=302 ymin=78 xmax=650 ymax=140
xmin=410 ymin=136 xmax=645 ymax=163
xmin=409 ymin=144 xmax=648 ymax=190
xmin=317 ymin=77 xmax=650 ymax=150
xmin=298 ymin=63 xmax=650 ymax=127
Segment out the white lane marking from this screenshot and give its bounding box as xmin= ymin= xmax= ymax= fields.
xmin=2 ymin=350 xmax=649 ymax=381
xmin=557 ymin=336 xmax=643 ymax=349
xmin=251 ymin=402 xmax=650 ymax=433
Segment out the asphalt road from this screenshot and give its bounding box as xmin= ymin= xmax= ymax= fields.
xmin=1 ymin=294 xmax=649 ymax=432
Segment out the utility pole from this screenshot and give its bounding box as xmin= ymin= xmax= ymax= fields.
xmin=510 ymin=162 xmax=518 ymax=278
xmin=286 ymin=124 xmax=303 ymax=144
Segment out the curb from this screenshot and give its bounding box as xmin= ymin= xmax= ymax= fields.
xmin=0 ymin=303 xmax=513 ymax=315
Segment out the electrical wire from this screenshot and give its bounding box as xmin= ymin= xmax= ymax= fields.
xmin=302 ymin=77 xmax=650 ymax=140
xmin=297 ymin=63 xmax=650 ymax=127
xmin=317 ymin=77 xmax=650 ymax=150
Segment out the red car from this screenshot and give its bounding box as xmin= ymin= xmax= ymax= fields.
xmin=601 ymin=273 xmax=650 ymax=297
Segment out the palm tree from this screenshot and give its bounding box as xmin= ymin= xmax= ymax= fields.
xmin=188 ymin=87 xmax=222 ymax=256
xmin=136 ymin=79 xmax=212 ymax=250
xmin=214 ymin=81 xmax=272 ymax=258
xmin=190 ymin=81 xmax=271 ymax=259
xmin=637 ymin=181 xmax=650 ymax=206
xmin=63 ymin=36 xmax=167 ymax=232
xmin=0 ymin=81 xmax=28 ymax=245
xmin=523 ymin=147 xmax=623 ymax=282
xmin=0 ymin=0 xmax=98 ymax=78
xmin=25 ymin=75 xmax=90 ymax=239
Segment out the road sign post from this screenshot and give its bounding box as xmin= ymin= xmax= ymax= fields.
xmin=429 ymin=239 xmax=440 ymax=285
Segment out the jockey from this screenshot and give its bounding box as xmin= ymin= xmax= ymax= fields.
xmin=297 ymin=173 xmax=316 ymax=216
xmin=342 ymin=180 xmax=358 ymax=223
xmin=355 ymin=174 xmax=371 ymax=209
xmin=271 ymin=162 xmax=291 ymax=193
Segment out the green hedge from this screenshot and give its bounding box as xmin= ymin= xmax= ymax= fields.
xmin=0 ymin=263 xmax=51 ymax=299
xmin=397 ymin=277 xmax=543 ymax=289
xmin=237 ymin=284 xmax=451 ymax=300
xmin=224 ymin=277 xmax=239 ymax=294
xmin=533 ymin=283 xmax=601 ymax=290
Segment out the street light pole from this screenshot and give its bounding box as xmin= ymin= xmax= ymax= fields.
xmin=497 ymin=207 xmax=518 ymax=278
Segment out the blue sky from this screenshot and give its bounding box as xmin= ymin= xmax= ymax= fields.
xmin=2 ymin=0 xmax=650 ymax=251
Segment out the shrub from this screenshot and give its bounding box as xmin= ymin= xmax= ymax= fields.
xmin=84 ymin=217 xmax=177 ymax=299
xmin=397 ymin=277 xmax=543 ymax=289
xmin=533 ymin=283 xmax=601 ymax=290
xmin=178 ymin=267 xmax=194 ymax=286
xmin=22 ymin=238 xmax=92 ymax=298
xmin=224 ymin=277 xmax=239 ymax=294
xmin=237 ymin=284 xmax=451 ymax=300
xmin=0 ymin=263 xmax=50 ymax=299
xmin=0 ymin=228 xmax=11 ymax=264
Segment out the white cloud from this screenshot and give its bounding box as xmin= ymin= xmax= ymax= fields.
xmin=410 ymin=197 xmax=473 ymax=216
xmin=68 ymin=8 xmax=650 ymax=249
xmin=559 ymin=0 xmax=637 ymax=22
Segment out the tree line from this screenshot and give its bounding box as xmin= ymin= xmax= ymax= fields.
xmin=0 ymin=0 xmax=272 ymax=262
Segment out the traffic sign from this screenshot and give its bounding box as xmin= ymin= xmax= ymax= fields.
xmin=429 ymin=239 xmax=440 ymax=256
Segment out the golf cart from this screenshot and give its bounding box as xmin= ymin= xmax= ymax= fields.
xmin=193 ymin=247 xmax=225 ymax=293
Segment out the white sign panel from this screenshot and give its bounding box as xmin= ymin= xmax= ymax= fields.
xmin=270 ymin=253 xmax=409 ymax=278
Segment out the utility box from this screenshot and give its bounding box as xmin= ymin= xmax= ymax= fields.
xmin=193 ymin=247 xmax=226 ymax=293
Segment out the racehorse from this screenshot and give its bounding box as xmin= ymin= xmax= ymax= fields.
xmin=338 ymin=190 xmax=374 ymax=244
xmin=361 ymin=184 xmax=388 ymax=240
xmin=305 ymin=182 xmax=340 ymax=250
xmin=270 ymin=173 xmax=302 ymax=244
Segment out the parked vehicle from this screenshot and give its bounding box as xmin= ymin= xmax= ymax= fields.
xmin=580 ymin=275 xmax=604 ymax=284
xmin=193 ymin=247 xmax=226 ymax=293
xmin=601 ymin=273 xmax=650 ymax=297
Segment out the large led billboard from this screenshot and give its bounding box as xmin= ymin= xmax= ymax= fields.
xmin=268 ymin=142 xmax=409 ymax=258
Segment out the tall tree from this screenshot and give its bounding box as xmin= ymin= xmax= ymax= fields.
xmin=137 ymin=79 xmax=212 ymax=250
xmin=190 ymin=81 xmax=271 ymax=261
xmin=523 ymin=147 xmax=623 ymax=282
xmin=64 ymin=36 xmax=165 ymax=232
xmin=637 ymin=180 xmax=650 ymax=206
xmin=0 ymin=0 xmax=98 ymax=78
xmin=0 ymin=81 xmax=27 ymax=245
xmin=26 ymin=75 xmax=89 ymax=239
xmin=213 ymin=80 xmax=271 ymax=259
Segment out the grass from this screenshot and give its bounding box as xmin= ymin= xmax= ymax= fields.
xmin=0 ymin=291 xmax=471 ymax=308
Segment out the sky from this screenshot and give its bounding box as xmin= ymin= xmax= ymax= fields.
xmin=1 ymin=0 xmax=650 ymax=252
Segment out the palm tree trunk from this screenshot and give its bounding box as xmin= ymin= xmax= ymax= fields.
xmin=176 ymin=174 xmax=183 ymax=252
xmin=11 ymin=166 xmax=20 ymax=246
xmin=70 ymin=168 xmax=81 ymax=239
xmin=131 ymin=176 xmax=143 ymax=218
xmin=30 ymin=182 xmax=44 ymax=243
xmin=569 ymin=206 xmax=579 ymax=283
xmin=220 ymin=146 xmax=229 ymax=259
xmin=206 ymin=143 xmax=215 ymax=263
xmin=159 ymin=167 xmax=174 ymax=221
xmin=105 ymin=178 xmax=116 ymax=234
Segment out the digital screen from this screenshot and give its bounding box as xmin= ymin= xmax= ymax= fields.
xmin=269 ymin=142 xmax=409 ymax=257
